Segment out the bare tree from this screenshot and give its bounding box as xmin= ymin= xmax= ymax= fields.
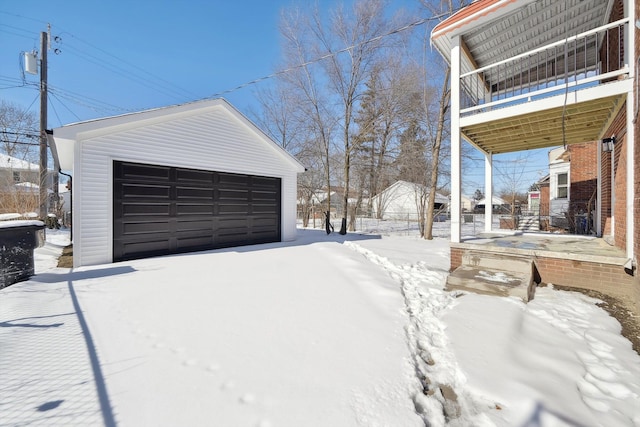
xmin=351 ymin=61 xmax=406 ymax=227
xmin=278 ymin=7 xmax=337 ymax=216
xmin=0 ymin=101 xmax=42 ymax=215
xmin=422 ymin=65 xmax=450 ymax=239
xmin=497 ymin=155 xmax=529 ymax=228
xmin=309 ymin=0 xmax=402 ymax=234
xmin=252 ymin=81 xmax=304 ymax=153
xmin=0 ymin=100 xmax=38 ymax=162
xmin=419 ymin=0 xmax=472 ymax=240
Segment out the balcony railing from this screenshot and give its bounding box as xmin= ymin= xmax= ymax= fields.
xmin=460 ymin=18 xmax=629 ymax=116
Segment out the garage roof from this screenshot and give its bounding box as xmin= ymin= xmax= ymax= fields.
xmin=50 ymin=98 xmax=305 ymax=173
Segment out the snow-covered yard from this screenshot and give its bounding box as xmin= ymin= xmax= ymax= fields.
xmin=1 ymin=224 xmax=639 ymax=426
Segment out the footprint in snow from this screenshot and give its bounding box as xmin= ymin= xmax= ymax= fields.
xmin=221 ymin=380 xmax=236 ymax=390
xmin=182 ymin=358 xmax=198 ymax=367
xmin=207 ymin=363 xmax=220 ymax=373
xmin=239 ymin=393 xmax=256 ymax=404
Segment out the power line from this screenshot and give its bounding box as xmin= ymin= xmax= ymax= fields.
xmin=1 ymin=130 xmax=39 ymax=138
xmin=2 ymin=11 xmax=196 ymax=108
xmin=2 ymin=6 xmax=459 ymax=123
xmin=48 ymin=92 xmax=63 ymax=125
xmin=48 ymin=87 xmax=128 ymax=116
xmin=205 ymin=12 xmax=452 ymax=99
xmin=61 ymin=43 xmax=192 ymax=102
xmin=55 ymin=29 xmax=198 ymax=100
xmin=48 ymin=91 xmax=82 ymax=123
xmin=47 ymin=84 xmax=131 ymax=113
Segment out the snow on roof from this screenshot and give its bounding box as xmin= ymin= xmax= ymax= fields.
xmin=476 ymin=195 xmax=508 ymax=205
xmin=0 ymin=153 xmax=39 ymax=171
xmin=379 ymin=180 xmax=449 ymax=203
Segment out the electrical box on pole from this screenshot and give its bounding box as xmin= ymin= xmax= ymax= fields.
xmin=24 ymin=51 xmax=38 ymax=75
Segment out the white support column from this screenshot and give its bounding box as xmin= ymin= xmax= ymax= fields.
xmin=625 ymin=0 xmax=635 ymax=260
xmin=451 ymin=36 xmax=462 ymax=243
xmin=484 ymin=152 xmax=493 ymax=233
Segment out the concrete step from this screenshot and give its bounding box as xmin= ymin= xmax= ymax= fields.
xmin=517 ymin=217 xmax=540 ymax=232
xmin=445 ymin=252 xmax=537 ymax=302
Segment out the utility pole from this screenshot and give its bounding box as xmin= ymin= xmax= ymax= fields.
xmin=38 ymin=27 xmax=48 ymax=221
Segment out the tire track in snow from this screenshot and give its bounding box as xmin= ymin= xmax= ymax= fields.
xmin=344 ymin=241 xmax=496 ymax=427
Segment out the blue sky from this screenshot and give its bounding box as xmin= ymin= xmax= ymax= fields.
xmin=0 ymin=0 xmax=420 ymax=125
xmin=0 ymin=0 xmax=549 ymax=195
xmin=0 ymin=0 xmax=313 ymax=125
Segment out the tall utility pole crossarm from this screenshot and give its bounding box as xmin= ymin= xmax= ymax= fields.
xmin=38 ymin=28 xmax=48 ymax=221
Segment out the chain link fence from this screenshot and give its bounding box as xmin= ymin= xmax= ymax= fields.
xmin=297 ymin=208 xmax=500 ymax=238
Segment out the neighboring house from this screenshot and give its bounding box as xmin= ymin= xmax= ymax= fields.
xmin=315 ymin=189 xmax=342 ymax=216
xmin=528 ymin=174 xmax=549 ymax=214
xmin=371 ymin=180 xmax=448 ymax=220
xmin=473 ymin=196 xmax=509 ymax=214
xmin=431 ymin=0 xmax=638 ymax=311
xmin=0 ymin=153 xmax=56 ymax=214
xmin=542 ymin=142 xmax=599 ymax=231
xmin=460 ymin=194 xmax=474 ymax=212
xmin=58 ymin=183 xmax=71 ymax=226
xmin=51 ymin=98 xmax=305 ymax=267
xmin=0 ymin=153 xmax=40 ymax=190
xmin=297 ymin=189 xmax=338 ymax=221
xmin=548 ymin=146 xmax=571 ymax=227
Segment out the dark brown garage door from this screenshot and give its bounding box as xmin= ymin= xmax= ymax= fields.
xmin=113 ymin=161 xmax=281 ymax=262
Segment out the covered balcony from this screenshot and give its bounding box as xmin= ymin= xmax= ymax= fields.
xmin=431 ymin=0 xmax=635 ymax=261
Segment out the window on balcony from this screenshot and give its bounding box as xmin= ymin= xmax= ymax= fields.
xmin=557 ymin=173 xmax=568 ymax=199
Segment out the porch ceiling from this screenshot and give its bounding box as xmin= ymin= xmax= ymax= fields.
xmin=432 ymin=0 xmax=614 ymax=81
xmin=463 ymin=0 xmax=612 ymax=71
xmin=461 ymin=93 xmax=625 ymax=154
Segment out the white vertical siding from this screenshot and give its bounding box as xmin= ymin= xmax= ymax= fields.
xmin=280 ymin=170 xmax=298 ymax=242
xmin=73 ymin=105 xmax=301 ymax=267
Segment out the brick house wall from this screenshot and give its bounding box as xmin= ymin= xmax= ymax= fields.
xmin=567 ymin=142 xmax=597 ymax=232
xmin=613 ymin=136 xmax=627 ymax=250
xmin=601 ymin=0 xmax=624 ymax=75
xmin=601 ymin=106 xmax=626 ymax=238
xmin=633 ymin=0 xmax=640 ymax=306
xmin=539 ymin=184 xmax=549 ymax=215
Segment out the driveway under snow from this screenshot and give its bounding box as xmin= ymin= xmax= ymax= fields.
xmin=1 ymin=227 xmax=639 ymax=427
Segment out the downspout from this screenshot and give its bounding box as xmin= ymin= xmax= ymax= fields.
xmin=611 ymin=139 xmax=615 ymax=238
xmin=625 ymin=0 xmax=635 ymax=264
xmin=46 ymin=129 xmax=72 ymax=241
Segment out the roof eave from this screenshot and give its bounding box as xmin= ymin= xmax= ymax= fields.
xmin=430 ymin=0 xmax=526 ymax=63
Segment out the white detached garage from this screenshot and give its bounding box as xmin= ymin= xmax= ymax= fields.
xmin=51 ymin=98 xmax=305 ymax=267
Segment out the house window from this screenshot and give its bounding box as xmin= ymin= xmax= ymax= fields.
xmin=13 ymin=171 xmax=20 ymax=183
xmin=557 ymin=173 xmax=568 ymax=199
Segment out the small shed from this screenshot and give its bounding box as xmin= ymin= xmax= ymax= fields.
xmin=372 ymin=180 xmax=448 ymax=220
xmin=473 ymin=196 xmax=510 ymax=214
xmin=51 ymin=99 xmax=305 ymax=267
